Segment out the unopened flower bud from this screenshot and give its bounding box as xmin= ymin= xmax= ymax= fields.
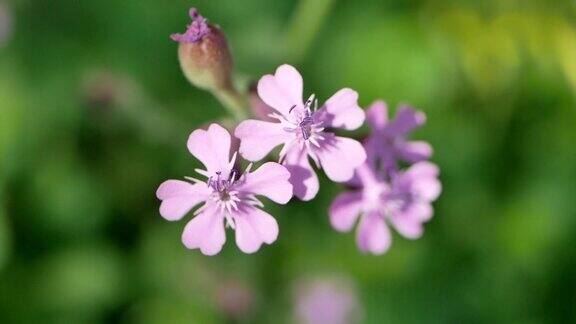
xmin=171 ymin=8 xmax=233 ymax=92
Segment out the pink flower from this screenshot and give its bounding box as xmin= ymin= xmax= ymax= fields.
xmin=156 ymin=124 xmax=293 ymax=255
xmin=365 ymin=100 xmax=432 ymax=174
xmin=295 ymin=277 xmax=363 ymax=324
xmin=214 ymin=279 xmax=255 ymax=321
xmin=330 ymin=101 xmax=441 ymax=254
xmin=235 ymin=65 xmax=366 ymax=201
xmin=329 ymin=161 xmax=441 ymax=255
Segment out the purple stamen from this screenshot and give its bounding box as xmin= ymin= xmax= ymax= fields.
xmin=286 ymin=96 xmax=317 ymax=140
xmin=171 ymin=7 xmax=210 ymax=43
xmin=299 ymin=115 xmax=314 ymax=140
xmin=207 ymin=170 xmax=240 ymax=200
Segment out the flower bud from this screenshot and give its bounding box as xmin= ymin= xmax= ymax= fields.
xmin=171 ymin=8 xmax=233 ymax=92
xmin=0 ymin=3 xmax=13 ymax=48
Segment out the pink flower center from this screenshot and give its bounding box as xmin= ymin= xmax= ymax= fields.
xmin=208 ymin=171 xmax=237 ymax=201
xmin=284 ymin=94 xmax=325 ymax=143
xmin=362 ymin=183 xmax=387 ymax=212
xmin=204 ymin=167 xmax=263 ymax=229
xmin=383 ymin=191 xmax=411 ymax=215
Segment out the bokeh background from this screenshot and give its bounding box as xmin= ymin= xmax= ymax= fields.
xmin=1 ymin=0 xmax=576 ymax=323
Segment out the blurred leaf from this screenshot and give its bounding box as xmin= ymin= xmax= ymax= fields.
xmin=0 ymin=195 xmax=10 ymax=271
xmin=554 ymin=20 xmax=576 ymax=94
xmin=28 ymin=153 xmax=110 ymax=237
xmin=32 ymin=244 xmax=124 ymax=316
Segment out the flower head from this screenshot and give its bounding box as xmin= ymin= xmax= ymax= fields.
xmin=156 ymin=124 xmax=293 ymax=255
xmin=215 ymin=279 xmax=255 ymax=321
xmin=295 ymin=277 xmax=363 ymax=324
xmin=171 ymin=8 xmax=234 ymax=92
xmin=365 ymin=100 xmax=432 ymax=174
xmin=330 ymin=160 xmax=441 ymax=255
xmin=235 ymin=65 xmax=367 ymax=201
xmin=330 ymin=101 xmax=440 ymax=254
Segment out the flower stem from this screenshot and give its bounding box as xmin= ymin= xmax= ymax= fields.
xmin=283 ymin=0 xmax=336 ymax=62
xmin=212 ymin=85 xmax=249 ymax=121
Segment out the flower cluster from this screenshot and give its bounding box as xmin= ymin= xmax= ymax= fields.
xmin=329 ymin=101 xmax=441 ymax=254
xmin=156 ymin=8 xmax=440 ymax=255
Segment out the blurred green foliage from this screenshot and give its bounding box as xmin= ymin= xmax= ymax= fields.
xmin=1 ymin=0 xmax=576 ymax=323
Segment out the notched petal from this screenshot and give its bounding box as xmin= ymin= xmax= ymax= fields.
xmin=234 ymin=206 xmax=279 ymax=254
xmin=239 ymin=162 xmax=293 ymax=204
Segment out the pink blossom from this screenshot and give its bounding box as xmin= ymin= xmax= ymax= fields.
xmin=295 ymin=277 xmax=363 ymax=324
xmin=330 ymin=101 xmax=440 ymax=254
xmin=365 ymin=100 xmax=432 ymax=174
xmin=214 ymin=279 xmax=255 ymax=321
xmin=235 ymin=65 xmax=366 ymax=201
xmin=330 ymin=160 xmax=441 ymax=254
xmin=156 ymin=124 xmax=293 ymax=255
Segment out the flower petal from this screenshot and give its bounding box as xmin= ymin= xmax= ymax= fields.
xmin=321 ymin=88 xmax=365 ymax=130
xmin=187 ymin=123 xmax=232 ymax=176
xmin=156 ymin=180 xmax=210 ymax=221
xmin=284 ymin=147 xmax=319 ymax=201
xmin=257 ymin=64 xmax=303 ymax=117
xmin=406 ymin=201 xmax=433 ymax=222
xmin=316 ymin=134 xmax=367 ymax=182
xmin=249 ymin=87 xmax=276 ymax=122
xmin=329 ymin=191 xmax=363 ymax=232
xmin=234 ymin=206 xmax=279 ymax=254
xmin=238 ymin=162 xmax=293 ymax=204
xmin=389 ymin=212 xmax=424 ymax=239
xmin=399 ymin=140 xmax=433 ymax=163
xmin=181 ymin=205 xmax=226 ymax=255
xmin=385 ymin=105 xmax=426 ymax=136
xmin=235 ymin=120 xmax=291 ymax=162
xmin=356 ymin=212 xmax=391 ymax=255
xmin=366 ymin=100 xmax=388 ymax=130
xmin=404 ymin=162 xmax=441 ymax=201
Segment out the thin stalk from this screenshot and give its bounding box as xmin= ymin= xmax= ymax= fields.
xmin=283 ymin=0 xmax=337 ymax=62
xmin=212 ymin=85 xmax=249 ymax=121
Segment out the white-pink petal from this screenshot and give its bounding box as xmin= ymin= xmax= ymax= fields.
xmin=366 ymin=100 xmax=388 ymax=130
xmin=316 ymin=135 xmax=367 ymax=182
xmin=257 ymin=64 xmax=303 ymax=117
xmin=404 ymin=201 xmax=434 ymax=222
xmin=322 ymin=88 xmax=365 ymax=130
xmin=399 ymin=140 xmax=433 ymax=162
xmin=283 ymin=147 xmax=319 ymax=201
xmin=385 ymin=105 xmax=426 ymax=136
xmin=234 ymin=206 xmax=279 ymax=254
xmin=238 ymin=162 xmax=293 ymax=204
xmin=404 ymin=162 xmax=441 ymax=201
xmin=329 ymin=191 xmax=363 ymax=232
xmin=235 ymin=119 xmax=291 ymax=162
xmin=182 ymin=206 xmax=226 ymax=256
xmin=187 ymin=123 xmax=232 ymax=176
xmin=356 ymin=212 xmax=391 ymax=255
xmin=156 ymin=180 xmax=210 ymax=221
xmin=389 ymin=212 xmax=424 ymax=240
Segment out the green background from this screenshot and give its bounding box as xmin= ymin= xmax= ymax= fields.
xmin=1 ymin=0 xmax=576 ymax=322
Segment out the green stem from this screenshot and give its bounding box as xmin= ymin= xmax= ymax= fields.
xmin=212 ymin=86 xmax=248 ymax=121
xmin=283 ymin=0 xmax=337 ymax=62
